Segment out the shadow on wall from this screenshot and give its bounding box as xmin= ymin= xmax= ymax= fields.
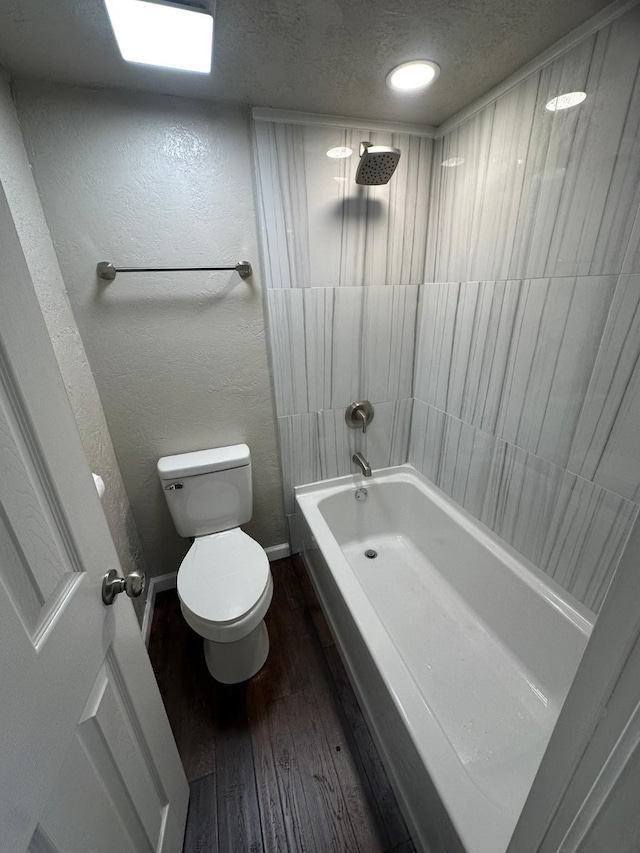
xmin=132 ymin=478 xmax=190 ymax=582
xmin=125 ymin=506 xmax=150 ymax=576
xmin=331 ymin=192 xmax=384 ymax=222
xmin=126 ymin=505 xmax=152 ymax=623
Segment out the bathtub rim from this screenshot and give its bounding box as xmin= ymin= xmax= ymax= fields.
xmin=299 ymin=543 xmax=466 ymax=853
xmin=296 ymin=464 xmax=594 ymax=637
xmin=295 ymin=463 xmax=593 ymax=853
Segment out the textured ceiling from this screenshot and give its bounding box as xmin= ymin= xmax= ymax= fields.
xmin=0 ymin=0 xmax=615 ymax=126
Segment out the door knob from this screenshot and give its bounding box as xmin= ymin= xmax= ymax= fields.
xmin=102 ymin=569 xmax=146 ymax=605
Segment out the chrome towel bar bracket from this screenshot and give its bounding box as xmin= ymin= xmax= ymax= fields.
xmin=96 ymin=260 xmax=253 ymax=282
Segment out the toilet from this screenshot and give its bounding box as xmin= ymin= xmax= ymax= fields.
xmin=158 ymin=443 xmax=273 ymax=684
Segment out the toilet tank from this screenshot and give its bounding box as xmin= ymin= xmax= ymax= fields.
xmin=157 ymin=444 xmax=253 ymax=538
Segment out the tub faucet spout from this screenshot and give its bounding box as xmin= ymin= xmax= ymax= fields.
xmin=352 ymin=452 xmax=372 ymax=478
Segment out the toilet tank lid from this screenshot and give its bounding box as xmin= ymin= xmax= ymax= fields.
xmin=157 ymin=443 xmax=250 ymax=480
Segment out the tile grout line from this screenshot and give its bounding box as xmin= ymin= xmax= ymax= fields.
xmin=411 ymin=396 xmax=640 ymax=510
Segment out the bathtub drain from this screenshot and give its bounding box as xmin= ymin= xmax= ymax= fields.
xmin=365 ymin=549 xmax=378 ymax=559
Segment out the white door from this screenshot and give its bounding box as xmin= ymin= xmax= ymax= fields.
xmin=0 ymin=184 xmax=189 ymax=853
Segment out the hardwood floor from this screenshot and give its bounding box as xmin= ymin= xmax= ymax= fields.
xmin=148 ymin=555 xmax=415 ymax=853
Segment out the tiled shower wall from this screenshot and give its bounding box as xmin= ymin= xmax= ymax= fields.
xmin=254 ymin=122 xmax=431 ymax=536
xmin=255 ymin=3 xmax=640 ymax=614
xmin=409 ymin=4 xmax=640 ymax=612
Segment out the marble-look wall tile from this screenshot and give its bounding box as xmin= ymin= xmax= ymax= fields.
xmin=414 ymin=280 xmax=519 ymax=428
xmin=569 ymin=274 xmax=640 ymax=501
xmin=256 ymin=117 xmax=429 ymax=535
xmin=410 ymin=400 xmax=563 ymax=567
xmin=429 ymin=72 xmax=539 ymax=284
xmin=409 ymin=401 xmax=497 ymax=521
xmin=481 ymin=440 xmax=565 ymax=570
xmin=542 ymin=473 xmax=638 ymax=612
xmin=408 ymin=398 xmax=448 ymax=484
xmin=255 ymin=121 xmax=432 ymax=288
xmin=438 ymin=416 xmax=499 ymax=521
xmin=254 ymin=122 xmax=309 ymax=290
xmin=430 ymin=5 xmax=640 ymax=284
xmin=268 ymin=287 xmax=330 ymax=414
xmin=262 ymin=5 xmax=640 ymax=601
xmin=279 ymin=399 xmax=412 ymax=514
xmin=411 ymin=4 xmax=640 ymax=615
xmin=409 ymin=401 xmax=639 ymax=613
xmin=278 ymin=412 xmax=320 ymax=514
xmin=622 ymin=205 xmax=640 ymax=274
xmin=414 ymin=277 xmax=616 ymax=467
xmin=495 ymin=276 xmax=615 ymax=465
xmin=268 ymin=285 xmax=418 ymax=415
xmin=318 ymin=399 xmax=413 ymax=481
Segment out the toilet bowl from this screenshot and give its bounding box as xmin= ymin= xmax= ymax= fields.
xmin=177 ymin=528 xmax=273 ymax=683
xmin=158 ymin=443 xmax=273 ymax=684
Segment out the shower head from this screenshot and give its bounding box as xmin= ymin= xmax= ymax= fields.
xmin=355 ymin=142 xmax=401 ymax=185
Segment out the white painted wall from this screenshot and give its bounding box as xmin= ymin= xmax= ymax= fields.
xmin=0 ymin=72 xmax=149 ymax=616
xmin=16 ymin=81 xmax=287 ymax=579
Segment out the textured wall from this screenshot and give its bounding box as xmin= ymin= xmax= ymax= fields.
xmin=410 ymin=5 xmax=640 ymax=613
xmin=16 ymin=82 xmax=286 ymax=579
xmin=0 ymin=73 xmax=149 ymax=618
xmin=254 ymin=121 xmax=431 ymax=541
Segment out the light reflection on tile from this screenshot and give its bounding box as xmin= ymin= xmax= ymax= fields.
xmin=429 ymin=7 xmax=640 ymax=284
xmin=255 ymin=122 xmax=432 ymax=288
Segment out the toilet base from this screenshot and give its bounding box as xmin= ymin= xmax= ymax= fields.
xmin=203 ymin=620 xmax=269 ymax=684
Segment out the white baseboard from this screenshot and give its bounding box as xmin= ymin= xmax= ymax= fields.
xmin=141 ymin=543 xmax=291 ymax=647
xmin=265 ymin=542 xmax=291 ymax=562
xmin=141 ymin=571 xmax=177 ymax=648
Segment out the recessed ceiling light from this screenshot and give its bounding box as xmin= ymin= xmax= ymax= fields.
xmin=545 ymin=91 xmax=587 ymax=112
xmin=387 ymin=60 xmax=440 ymax=93
xmin=441 ymin=157 xmax=465 ymax=167
xmin=104 ymin=0 xmax=214 ymax=73
xmin=326 ymin=146 xmax=353 ymax=159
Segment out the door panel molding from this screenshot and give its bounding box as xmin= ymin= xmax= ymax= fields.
xmin=0 ymin=180 xmax=188 ymax=851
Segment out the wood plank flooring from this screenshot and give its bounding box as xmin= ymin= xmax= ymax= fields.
xmin=148 ymin=556 xmax=415 ymax=853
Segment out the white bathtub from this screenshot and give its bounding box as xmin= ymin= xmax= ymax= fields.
xmin=295 ymin=464 xmax=593 ymax=853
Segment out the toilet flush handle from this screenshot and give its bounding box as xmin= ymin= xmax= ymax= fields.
xmin=164 ymin=482 xmax=184 ymax=490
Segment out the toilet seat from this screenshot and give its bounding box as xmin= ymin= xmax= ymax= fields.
xmin=177 ymin=528 xmax=272 ymax=643
xmin=178 ymin=528 xmax=269 ymax=622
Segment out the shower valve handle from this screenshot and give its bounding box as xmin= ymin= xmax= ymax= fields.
xmin=346 ymin=401 xmax=375 ymax=434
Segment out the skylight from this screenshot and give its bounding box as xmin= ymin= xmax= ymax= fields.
xmin=104 ymin=0 xmax=214 ymax=74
